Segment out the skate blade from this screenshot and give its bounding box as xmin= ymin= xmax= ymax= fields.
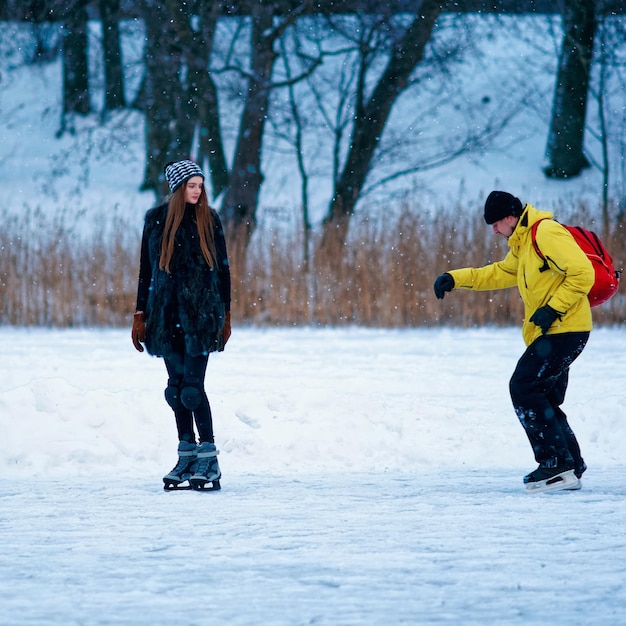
xmin=562 ymin=478 xmax=582 ymax=491
xmin=163 ymin=479 xmax=193 ymax=491
xmin=190 ymin=478 xmax=221 ymax=491
xmin=525 ymin=469 xmax=578 ymax=493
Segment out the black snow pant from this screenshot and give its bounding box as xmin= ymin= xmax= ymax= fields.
xmin=163 ymin=331 xmax=214 ymax=445
xmin=509 ymin=331 xmax=589 ymax=472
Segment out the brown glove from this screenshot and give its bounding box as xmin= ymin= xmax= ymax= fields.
xmin=219 ymin=311 xmax=231 ymax=352
xmin=132 ymin=311 xmax=146 ymax=352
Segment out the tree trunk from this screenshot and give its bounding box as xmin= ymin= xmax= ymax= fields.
xmin=319 ymin=0 xmax=443 ymax=253
xmin=544 ymin=0 xmax=596 ymax=179
xmin=166 ymin=0 xmax=229 ymax=200
xmin=99 ymin=0 xmax=125 ymax=111
xmin=196 ymin=3 xmax=229 ymax=200
xmin=139 ymin=0 xmax=193 ymax=193
xmin=197 ymin=70 xmax=229 ymax=201
xmin=62 ymin=3 xmax=90 ymax=117
xmin=220 ymin=6 xmax=277 ymax=245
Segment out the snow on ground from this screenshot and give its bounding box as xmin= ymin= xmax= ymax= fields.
xmin=1 ymin=326 xmax=626 ymax=625
xmin=2 ymin=13 xmax=626 ymax=626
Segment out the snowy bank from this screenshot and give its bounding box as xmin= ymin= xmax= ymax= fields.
xmin=2 ymin=326 xmax=624 ymax=479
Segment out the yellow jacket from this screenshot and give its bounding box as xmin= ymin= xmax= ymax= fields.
xmin=448 ymin=203 xmax=594 ymax=346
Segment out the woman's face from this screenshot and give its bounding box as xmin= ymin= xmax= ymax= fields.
xmin=184 ymin=176 xmax=203 ymax=204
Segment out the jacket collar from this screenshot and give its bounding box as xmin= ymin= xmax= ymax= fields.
xmin=508 ymin=203 xmax=554 ymax=247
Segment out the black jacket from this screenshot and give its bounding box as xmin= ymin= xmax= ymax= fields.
xmin=135 ymin=202 xmax=231 ymax=358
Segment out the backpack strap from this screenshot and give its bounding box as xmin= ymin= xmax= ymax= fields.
xmin=530 ymin=218 xmax=550 ymax=273
xmin=570 ymin=225 xmax=604 ymax=260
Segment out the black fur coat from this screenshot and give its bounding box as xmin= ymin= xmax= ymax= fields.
xmin=136 ymin=203 xmax=230 ymax=358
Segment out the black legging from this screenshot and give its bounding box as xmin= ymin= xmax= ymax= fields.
xmin=510 ymin=331 xmax=589 ymax=469
xmin=163 ymin=333 xmax=214 ymax=445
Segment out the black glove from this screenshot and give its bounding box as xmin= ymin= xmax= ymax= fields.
xmin=529 ymin=305 xmax=560 ymax=335
xmin=434 ymin=273 xmax=454 ymax=299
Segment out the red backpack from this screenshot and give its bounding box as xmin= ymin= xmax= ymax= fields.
xmin=531 ymin=219 xmax=621 ymax=307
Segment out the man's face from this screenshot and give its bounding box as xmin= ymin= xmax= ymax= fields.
xmin=491 ymin=215 xmax=518 ymax=239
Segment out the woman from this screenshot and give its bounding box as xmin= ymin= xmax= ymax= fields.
xmin=132 ymin=160 xmax=231 ymax=491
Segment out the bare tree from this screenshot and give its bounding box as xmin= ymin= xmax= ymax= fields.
xmin=544 ymin=0 xmax=596 ymax=179
xmin=137 ymin=0 xmax=317 ymax=237
xmin=317 ymin=0 xmax=444 ymax=253
xmin=584 ymin=14 xmax=626 ymax=237
xmin=157 ymin=0 xmax=229 ymax=200
xmin=276 ymin=30 xmax=316 ymax=269
xmin=135 ymin=0 xmax=194 ymax=192
xmin=99 ymin=0 xmax=125 ymax=111
xmin=10 ymin=0 xmax=625 ymax=222
xmin=266 ymin=10 xmax=527 ymax=261
xmin=219 ymin=2 xmax=315 ymax=246
xmin=61 ymin=2 xmax=90 ymax=122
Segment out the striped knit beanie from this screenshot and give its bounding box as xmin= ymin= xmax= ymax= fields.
xmin=164 ymin=160 xmax=205 ymax=194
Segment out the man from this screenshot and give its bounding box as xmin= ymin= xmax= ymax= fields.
xmin=433 ymin=191 xmax=594 ymax=493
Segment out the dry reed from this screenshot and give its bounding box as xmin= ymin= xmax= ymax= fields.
xmin=1 ymin=200 xmax=624 ymax=328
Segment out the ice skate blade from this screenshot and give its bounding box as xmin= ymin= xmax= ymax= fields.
xmin=190 ymin=478 xmax=221 ymax=491
xmin=163 ymin=479 xmax=193 ymax=491
xmin=562 ymin=478 xmax=582 ymax=491
xmin=525 ymin=469 xmax=578 ymax=494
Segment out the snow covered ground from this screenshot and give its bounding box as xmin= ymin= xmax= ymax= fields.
xmin=2 ymin=326 xmax=626 ymax=625
xmin=2 ymin=13 xmax=626 ymax=625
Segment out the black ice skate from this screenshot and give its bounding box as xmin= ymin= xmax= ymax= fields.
xmin=524 ymin=462 xmax=578 ymax=493
xmin=189 ymin=442 xmax=221 ymax=491
xmin=163 ymin=441 xmax=198 ymax=491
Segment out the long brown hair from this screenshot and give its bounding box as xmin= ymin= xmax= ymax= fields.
xmin=159 ymin=182 xmax=217 ymax=273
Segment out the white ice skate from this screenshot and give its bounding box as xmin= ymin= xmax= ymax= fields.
xmin=524 ymin=467 xmax=579 ymax=494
